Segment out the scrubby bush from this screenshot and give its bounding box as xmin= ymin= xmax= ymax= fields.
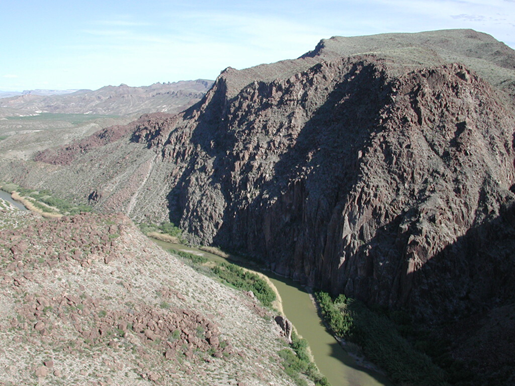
xmin=279 ymin=330 xmax=330 ymax=386
xmin=8 ymin=186 xmax=92 ymax=215
xmin=139 ymin=221 xmax=183 ymax=242
xmin=170 ymin=249 xmax=208 ymax=265
xmin=158 ymin=222 xmax=182 ymax=238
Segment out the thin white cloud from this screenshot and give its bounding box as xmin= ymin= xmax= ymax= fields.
xmin=3 ymin=74 xmax=18 ymax=78
xmin=96 ymin=20 xmax=151 ymax=27
xmin=451 ymin=14 xmax=487 ymax=22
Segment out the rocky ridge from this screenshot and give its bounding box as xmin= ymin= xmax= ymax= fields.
xmin=0 ymin=80 xmax=213 ymax=162
xmin=0 ymin=208 xmax=295 ymax=385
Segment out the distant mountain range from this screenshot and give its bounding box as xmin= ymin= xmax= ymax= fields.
xmin=0 ymin=89 xmax=81 ymax=98
xmin=0 ymin=80 xmax=214 ymax=117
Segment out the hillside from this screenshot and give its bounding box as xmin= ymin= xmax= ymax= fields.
xmin=1 ymin=29 xmax=515 ymax=384
xmin=0 ymin=201 xmax=297 ymax=385
xmin=0 ymin=80 xmax=213 ymax=161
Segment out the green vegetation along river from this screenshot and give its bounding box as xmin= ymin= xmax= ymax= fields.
xmin=1 ymin=190 xmax=394 ymax=386
xmin=151 ymin=239 xmax=394 ymax=386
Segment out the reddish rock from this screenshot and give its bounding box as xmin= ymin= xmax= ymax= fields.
xmin=148 ymin=372 xmax=159 ymax=382
xmin=34 ymin=321 xmax=45 ymax=331
xmin=165 ymin=349 xmax=175 ymax=360
xmin=35 ymin=366 xmax=48 ymax=378
xmin=44 ymin=360 xmax=54 ymax=368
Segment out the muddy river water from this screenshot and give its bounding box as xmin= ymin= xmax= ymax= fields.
xmin=2 ymin=193 xmax=393 ymax=386
xmin=152 ymin=240 xmax=393 ymax=386
xmin=0 ymin=190 xmax=27 ymax=210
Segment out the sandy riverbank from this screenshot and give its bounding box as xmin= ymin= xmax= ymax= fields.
xmin=11 ymin=191 xmax=62 ymax=219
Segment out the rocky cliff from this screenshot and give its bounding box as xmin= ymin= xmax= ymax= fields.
xmin=4 ymin=30 xmax=515 ymax=326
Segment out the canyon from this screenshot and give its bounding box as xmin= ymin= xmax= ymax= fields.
xmin=1 ymin=29 xmax=515 ymax=384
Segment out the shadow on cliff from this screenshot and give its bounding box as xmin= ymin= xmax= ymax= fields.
xmin=400 ymin=197 xmax=515 ymax=322
xmin=164 ymin=78 xmax=239 ymax=232
xmin=165 ymin=60 xmax=393 ymax=249
xmin=388 ymin=199 xmax=515 ymax=384
xmin=209 ymin=60 xmax=395 ymax=292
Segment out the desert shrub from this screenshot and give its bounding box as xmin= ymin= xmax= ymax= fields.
xmin=316 ymin=292 xmax=353 ymax=336
xmin=138 ymin=222 xmax=160 ymax=237
xmin=170 ymin=249 xmax=208 ymax=265
xmin=160 ymin=301 xmax=171 ymax=309
xmin=158 ymin=222 xmax=182 ymax=238
xmin=9 ymin=186 xmax=92 ymax=215
xmin=139 ymin=221 xmax=183 ymax=242
xmin=279 ymin=330 xmax=330 ymax=386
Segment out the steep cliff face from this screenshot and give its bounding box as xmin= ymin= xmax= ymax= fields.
xmin=12 ymin=30 xmax=515 ymax=324
xmin=144 ymin=59 xmax=515 ymax=322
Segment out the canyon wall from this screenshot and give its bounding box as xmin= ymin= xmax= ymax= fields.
xmin=5 ymin=29 xmax=515 ymax=322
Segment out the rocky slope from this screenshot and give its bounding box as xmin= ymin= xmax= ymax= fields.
xmin=1 ymin=29 xmax=515 ymax=356
xmin=0 ymin=203 xmax=296 ymax=385
xmin=1 ymin=28 xmax=515 ymax=384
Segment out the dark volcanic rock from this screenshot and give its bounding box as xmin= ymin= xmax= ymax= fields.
xmin=12 ymin=30 xmax=515 ymax=328
xmin=125 ymin=56 xmax=515 ymax=323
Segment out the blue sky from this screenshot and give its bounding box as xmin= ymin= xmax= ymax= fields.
xmin=1 ymin=0 xmax=514 ymax=91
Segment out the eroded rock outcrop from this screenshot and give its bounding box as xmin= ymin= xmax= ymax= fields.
xmin=129 ymin=58 xmax=515 ymax=324
xmin=275 ymin=315 xmax=293 ymax=344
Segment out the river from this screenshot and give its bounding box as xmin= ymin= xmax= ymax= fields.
xmin=151 ymin=240 xmax=393 ymax=386
xmin=0 ymin=190 xmax=28 ymax=211
xmin=5 ymin=190 xmax=393 ymax=386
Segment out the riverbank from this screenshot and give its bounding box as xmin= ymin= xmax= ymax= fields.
xmin=315 ymin=291 xmax=447 ymax=386
xmin=308 ymin=292 xmax=386 ymax=376
xmin=153 ymin=238 xmax=286 ymax=314
xmin=197 ymin=244 xmax=286 ymax=315
xmin=10 ymin=191 xmax=62 ymax=219
xmin=150 ymin=237 xmax=392 ymax=386
xmin=0 ymin=182 xmax=92 ymax=217
xmin=0 ymin=190 xmax=26 ymax=211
